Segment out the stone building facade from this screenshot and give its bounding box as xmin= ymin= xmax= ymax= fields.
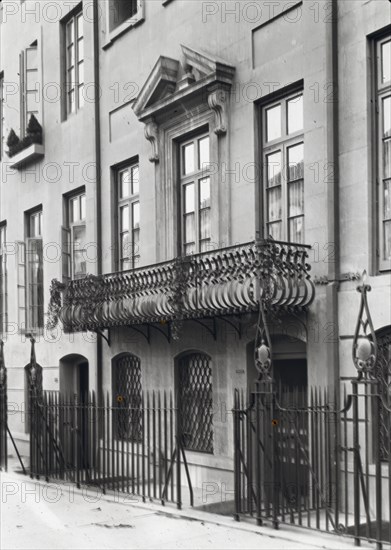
xmin=0 ymin=0 xmax=390 ymax=492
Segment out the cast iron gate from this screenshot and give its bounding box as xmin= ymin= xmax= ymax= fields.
xmin=234 ymin=279 xmax=391 ymax=549
xmin=233 ymin=378 xmax=391 ymax=548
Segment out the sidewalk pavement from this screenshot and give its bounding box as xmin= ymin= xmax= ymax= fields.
xmin=0 ymin=471 xmax=373 ymax=550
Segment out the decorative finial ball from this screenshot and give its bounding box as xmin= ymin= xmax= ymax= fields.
xmin=257 ymin=343 xmax=270 ymax=364
xmin=357 ymin=338 xmax=372 ymax=362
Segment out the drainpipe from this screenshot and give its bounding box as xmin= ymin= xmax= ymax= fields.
xmin=325 ymin=0 xmax=340 ymax=395
xmin=92 ymin=0 xmax=103 ymax=403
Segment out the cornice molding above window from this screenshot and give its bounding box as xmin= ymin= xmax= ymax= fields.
xmin=132 ymin=45 xmax=235 ymax=162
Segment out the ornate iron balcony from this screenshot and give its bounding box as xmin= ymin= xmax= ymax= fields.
xmin=50 ymin=240 xmax=315 ymax=333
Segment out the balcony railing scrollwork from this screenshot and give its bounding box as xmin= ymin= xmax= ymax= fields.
xmin=47 ymin=239 xmax=315 ymax=333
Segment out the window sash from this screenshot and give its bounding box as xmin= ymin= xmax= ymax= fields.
xmin=117 ymin=164 xmax=140 ymax=270
xmin=65 ymin=11 xmax=84 ymax=115
xmin=376 ymin=34 xmax=391 ymax=271
xmin=263 ymin=134 xmax=304 ymax=244
xmin=180 ymin=134 xmax=211 ymax=255
xmin=26 ymin=237 xmax=44 ymax=330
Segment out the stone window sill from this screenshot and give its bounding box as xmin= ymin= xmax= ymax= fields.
xmin=103 ymin=11 xmax=145 ymax=50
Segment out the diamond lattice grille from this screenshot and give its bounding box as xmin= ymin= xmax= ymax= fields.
xmin=115 ymin=354 xmax=142 ymax=441
xmin=178 ymin=353 xmax=213 ymax=453
xmin=377 ymin=332 xmax=391 ymax=461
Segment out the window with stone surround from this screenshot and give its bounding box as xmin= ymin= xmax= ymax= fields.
xmin=261 ymin=91 xmax=304 ymax=243
xmin=116 ymin=162 xmax=140 ymax=271
xmin=375 ymin=34 xmax=391 ymax=271
xmin=180 ymin=132 xmax=211 ymax=255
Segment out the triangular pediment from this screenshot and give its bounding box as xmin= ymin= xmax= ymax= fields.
xmin=133 ymin=45 xmax=235 ymax=119
xmin=133 ymin=56 xmax=180 ymax=117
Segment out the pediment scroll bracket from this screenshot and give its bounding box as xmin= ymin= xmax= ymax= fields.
xmin=144 ymin=118 xmax=160 ymax=163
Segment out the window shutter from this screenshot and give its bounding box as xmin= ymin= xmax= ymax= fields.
xmin=16 ymin=241 xmax=26 ymax=330
xmin=61 ymin=226 xmax=71 ymax=283
xmin=25 ymin=45 xmax=41 ymax=126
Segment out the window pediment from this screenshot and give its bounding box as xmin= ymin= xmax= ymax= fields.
xmin=132 ymin=45 xmax=235 ymax=162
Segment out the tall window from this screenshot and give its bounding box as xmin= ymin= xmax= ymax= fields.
xmin=0 ymin=224 xmax=7 ymax=334
xmin=117 ymin=163 xmax=140 ymax=270
xmin=177 ymin=353 xmax=213 ymax=453
xmin=109 ymin=0 xmax=139 ymax=31
xmin=113 ymin=354 xmax=142 ymax=441
xmin=26 ymin=210 xmax=44 ymax=330
xmin=63 ymin=8 xmax=84 ymax=116
xmin=262 ymin=92 xmax=304 ymax=243
xmin=19 ymin=42 xmax=41 ymax=137
xmin=62 ymin=192 xmax=86 ymax=281
xmin=180 ymin=134 xmax=211 ymax=255
xmin=375 ymin=35 xmax=391 ymax=271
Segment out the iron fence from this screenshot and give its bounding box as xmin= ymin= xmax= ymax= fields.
xmin=233 ymin=380 xmax=391 ymax=549
xmin=29 ymin=390 xmax=193 ymax=509
xmin=0 ymin=377 xmax=7 ymax=471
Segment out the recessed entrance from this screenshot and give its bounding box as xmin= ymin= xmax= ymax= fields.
xmin=59 ymin=354 xmax=89 ymax=401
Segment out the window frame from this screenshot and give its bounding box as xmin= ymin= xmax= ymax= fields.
xmin=104 ymin=0 xmax=145 ymax=48
xmin=19 ymin=42 xmax=40 ymax=137
xmin=374 ymin=33 xmax=391 ymax=272
xmin=179 ymin=131 xmax=212 ymax=256
xmin=26 ymin=209 xmax=44 ymax=331
xmin=115 ymin=161 xmax=140 ymax=271
xmin=67 ymin=191 xmax=87 ymax=280
xmin=62 ymin=4 xmax=84 ymax=119
xmin=261 ymin=89 xmax=304 ymax=244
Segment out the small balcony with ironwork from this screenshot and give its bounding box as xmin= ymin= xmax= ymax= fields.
xmin=47 ymin=239 xmax=315 ymax=337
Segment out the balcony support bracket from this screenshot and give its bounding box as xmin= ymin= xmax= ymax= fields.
xmin=127 ymin=325 xmax=150 ymax=345
xmin=95 ymin=329 xmax=111 ymax=347
xmin=149 ymin=322 xmax=171 ymax=343
xmin=218 ymin=316 xmax=242 ymax=340
xmin=191 ymin=318 xmax=217 ymax=341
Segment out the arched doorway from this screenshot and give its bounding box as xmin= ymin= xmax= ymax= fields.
xmin=246 ymin=334 xmax=308 ymax=498
xmin=59 ymin=354 xmax=89 ymax=469
xmin=59 ymin=354 xmax=89 ymax=402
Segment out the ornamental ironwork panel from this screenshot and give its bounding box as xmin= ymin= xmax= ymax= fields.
xmin=49 ymin=239 xmax=316 ymax=334
xmin=114 ymin=354 xmax=142 ymax=442
xmin=178 ymin=353 xmax=213 ymax=453
xmin=377 ymin=330 xmax=391 ymax=461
